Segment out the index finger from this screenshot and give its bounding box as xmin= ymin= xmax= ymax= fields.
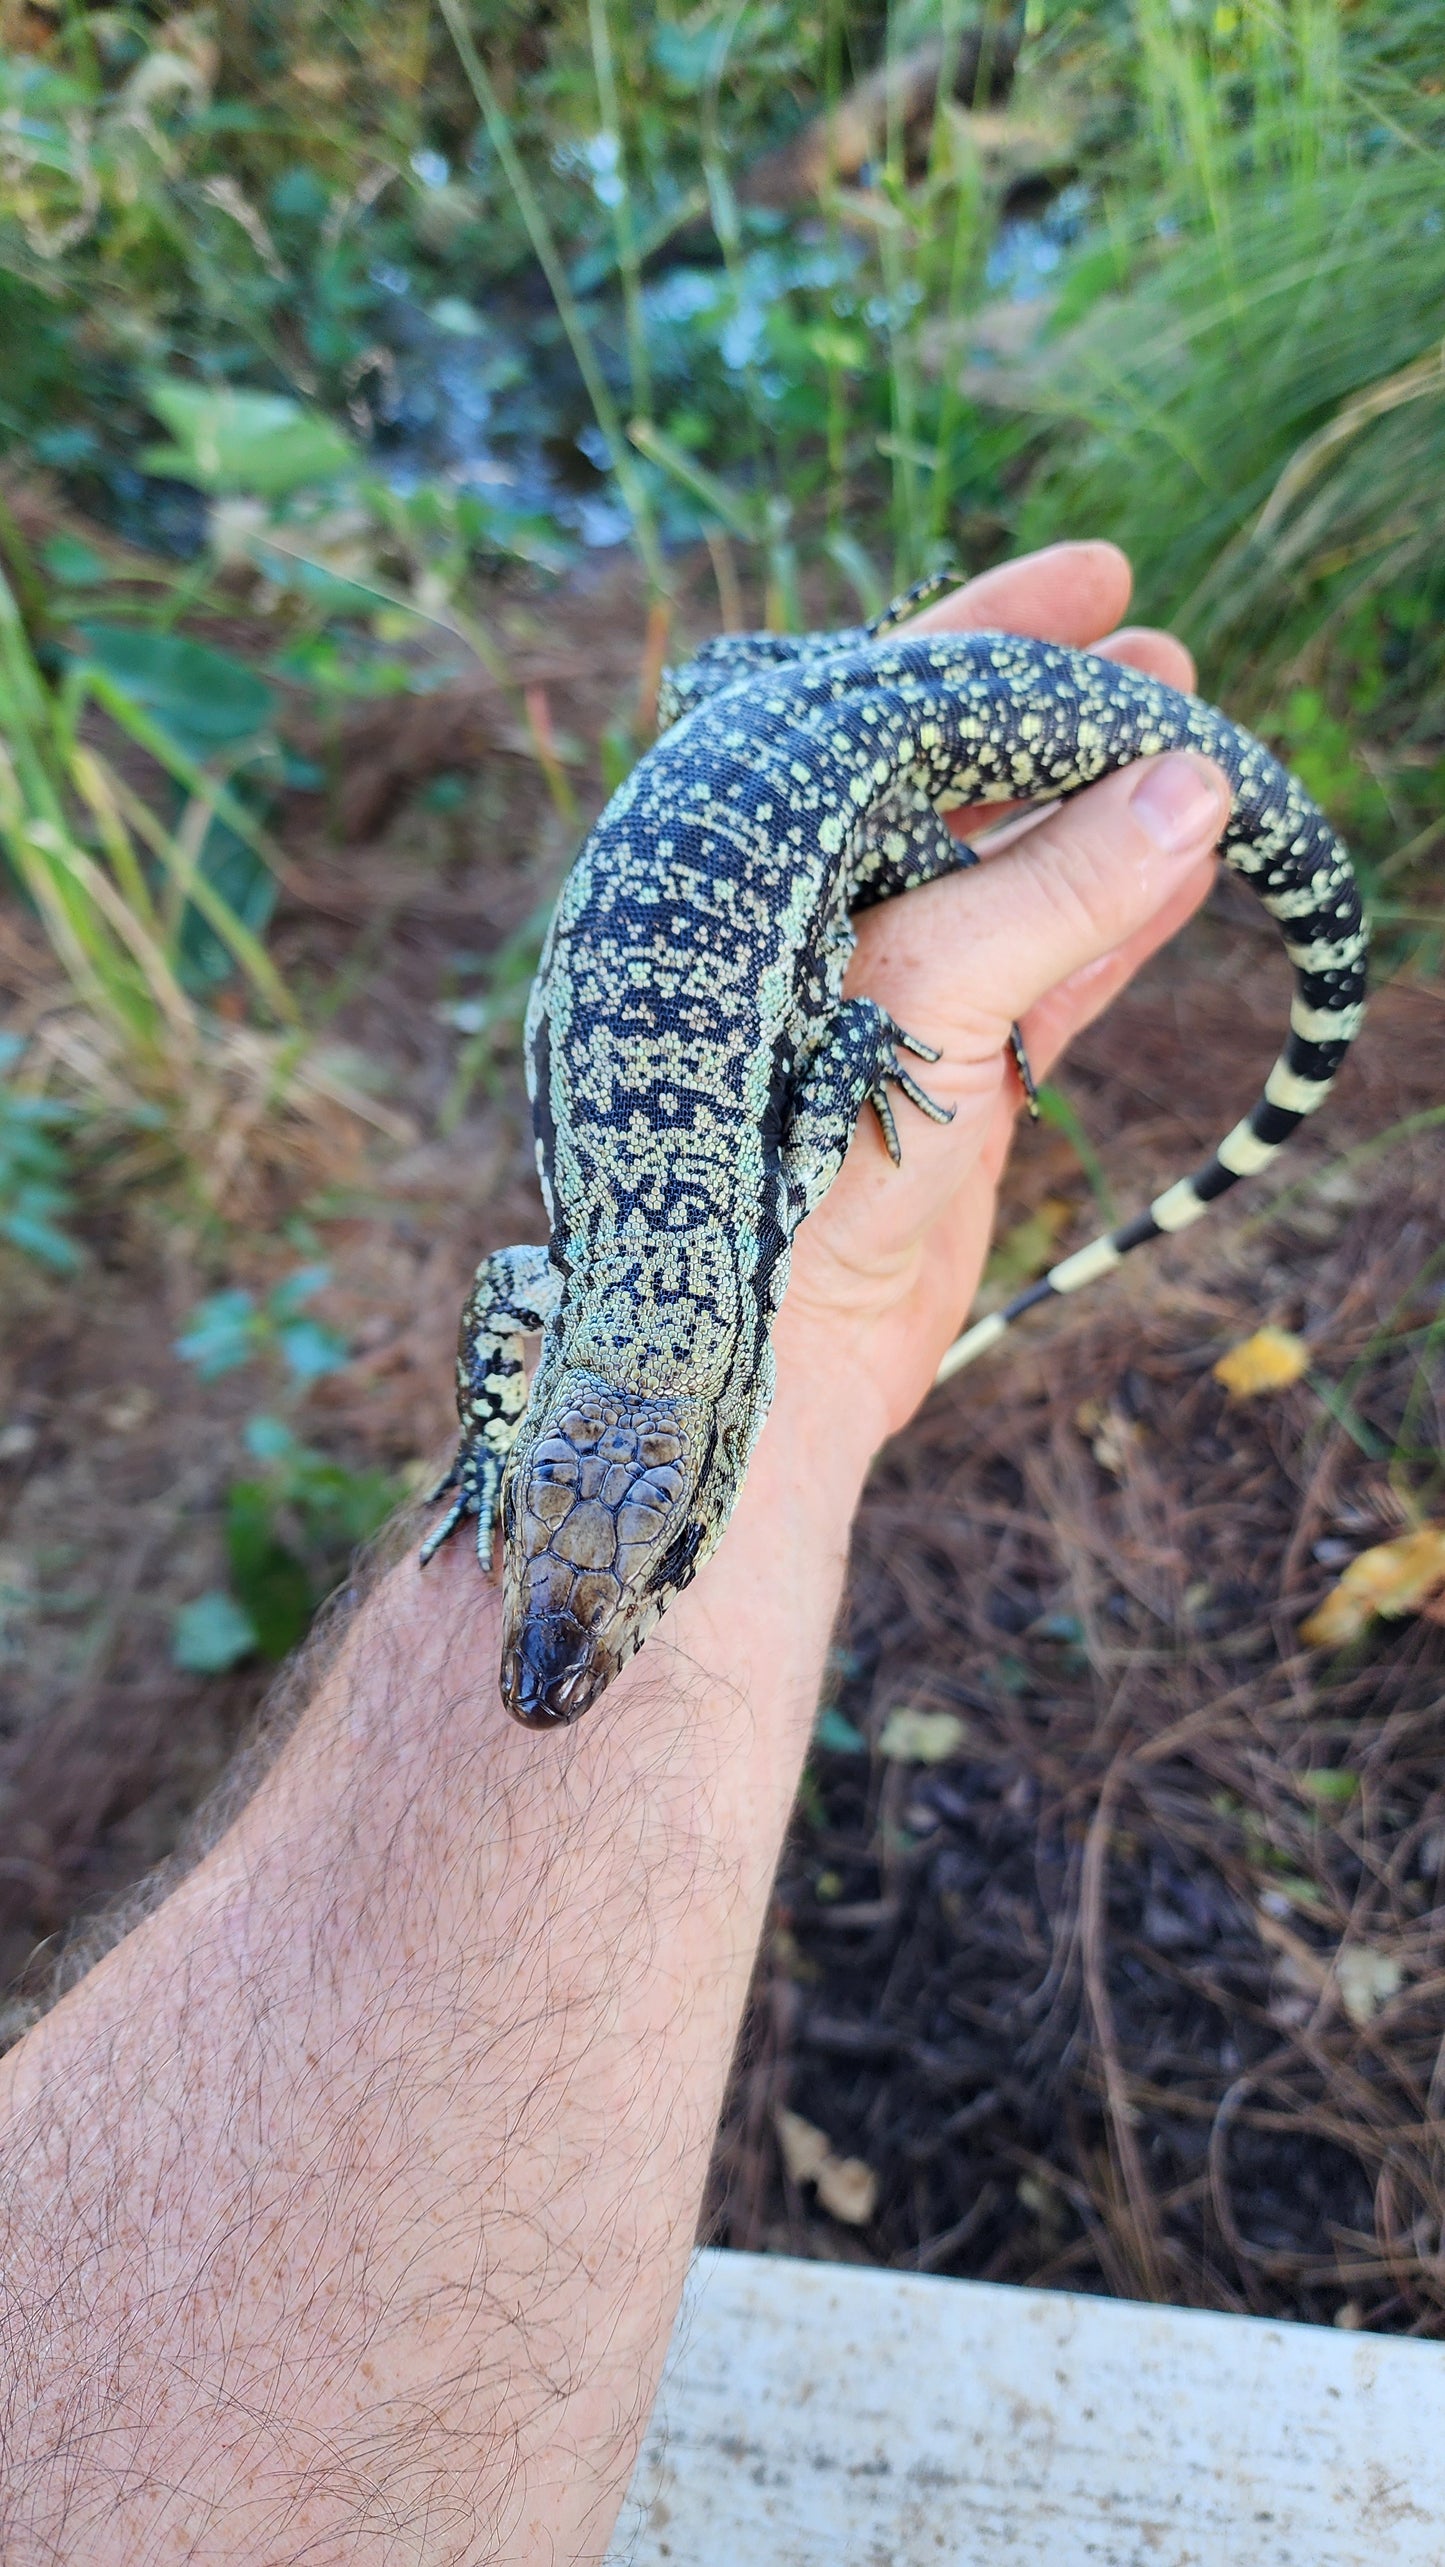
xmin=905 ymin=540 xmax=1135 ymax=648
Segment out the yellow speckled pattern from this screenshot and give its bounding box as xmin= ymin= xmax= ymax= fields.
xmin=424 ymin=603 xmax=1369 ymax=1726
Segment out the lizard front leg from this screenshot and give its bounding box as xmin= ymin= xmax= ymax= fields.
xmin=420 ymin=1242 xmax=562 ymax=1568
xmin=781 ymin=996 xmax=954 ymax=1224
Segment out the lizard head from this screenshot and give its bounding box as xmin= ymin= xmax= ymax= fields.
xmin=498 ymin=1378 xmax=708 ymax=1728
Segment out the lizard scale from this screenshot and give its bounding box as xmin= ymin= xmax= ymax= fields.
xmin=421 ymin=586 xmax=1369 ymax=1727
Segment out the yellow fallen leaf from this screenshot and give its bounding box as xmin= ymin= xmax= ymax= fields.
xmin=816 ymin=2154 xmax=879 ymax=2226
xmin=775 ymin=2109 xmax=878 ymax=2226
xmin=1301 ymin=1525 xmax=1445 ymax=1648
xmin=1337 ymin=1945 xmax=1403 ymax=2027
xmin=1212 ymin=1325 xmax=1310 ymax=1398
xmin=775 ymin=2108 xmax=830 ymax=2186
xmin=877 ymin=1706 xmax=968 ymax=1763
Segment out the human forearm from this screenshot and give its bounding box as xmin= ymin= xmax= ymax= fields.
xmin=0 ymin=541 xmax=1228 ymax=2566
xmin=0 ymin=1374 xmax=864 ymax=2565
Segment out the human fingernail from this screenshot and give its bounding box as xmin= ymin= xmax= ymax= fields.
xmin=1130 ymin=752 xmax=1228 ymax=856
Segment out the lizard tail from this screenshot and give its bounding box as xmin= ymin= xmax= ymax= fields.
xmin=936 ymin=871 xmax=1368 ymax=1385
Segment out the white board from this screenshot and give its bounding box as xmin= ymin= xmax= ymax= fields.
xmin=606 ymin=2249 xmax=1445 ymax=2566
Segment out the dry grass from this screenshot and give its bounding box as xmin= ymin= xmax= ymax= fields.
xmin=3 ymin=560 xmax=1442 ymax=2334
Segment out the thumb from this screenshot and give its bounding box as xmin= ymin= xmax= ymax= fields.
xmin=919 ymin=750 xmax=1232 ymax=1052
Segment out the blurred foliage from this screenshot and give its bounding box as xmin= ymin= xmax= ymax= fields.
xmin=175 ymin=1260 xmax=350 ymax=1383
xmin=0 ymin=0 xmax=1441 ymax=1082
xmin=173 ymin=1262 xmax=400 ymax=1663
xmin=0 ymin=1028 xmax=82 ymax=1269
xmin=222 ymin=1415 xmax=398 ymax=1661
xmin=2 ymin=3 xmax=1438 ymax=645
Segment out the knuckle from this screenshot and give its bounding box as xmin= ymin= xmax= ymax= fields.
xmin=1030 ymin=795 xmax=1142 ymax=945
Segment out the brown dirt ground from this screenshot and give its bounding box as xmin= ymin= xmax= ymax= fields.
xmin=2 ymin=551 xmax=1443 ymax=2331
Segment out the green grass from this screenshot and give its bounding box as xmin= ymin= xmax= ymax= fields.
xmin=0 ymin=0 xmax=1441 ymax=1169
xmin=0 ymin=514 xmax=295 ymax=1079
xmin=1017 ymin=152 xmax=1445 ymax=699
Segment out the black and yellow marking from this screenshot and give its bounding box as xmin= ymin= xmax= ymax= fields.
xmin=426 ymin=595 xmax=1369 ymax=1725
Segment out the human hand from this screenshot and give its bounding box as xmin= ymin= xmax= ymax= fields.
xmin=772 ymin=538 xmax=1230 ymax=1464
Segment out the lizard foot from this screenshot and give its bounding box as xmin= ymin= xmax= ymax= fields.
xmin=419 ymin=1439 xmax=504 ymax=1569
xmin=868 ymin=1019 xmax=956 ymax=1166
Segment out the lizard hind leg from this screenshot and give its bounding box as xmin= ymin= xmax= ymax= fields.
xmin=849 ymin=787 xmax=1039 ymax=1123
xmin=420 ymin=1242 xmax=562 ymax=1570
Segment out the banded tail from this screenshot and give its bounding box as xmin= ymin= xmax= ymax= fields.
xmin=938 ymin=935 xmax=1367 ymax=1382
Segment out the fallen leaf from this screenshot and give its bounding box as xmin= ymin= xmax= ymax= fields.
xmin=100 ymin=1387 xmax=154 ymax=1433
xmin=1212 ymin=1325 xmax=1310 ymax=1398
xmin=816 ymin=2154 xmax=878 ymax=2226
xmin=1074 ymin=1395 xmax=1137 ymax=1476
xmin=1255 ymin=1903 xmax=1329 ymax=1991
xmin=1301 ymin=1525 xmax=1445 ymax=1647
xmin=775 ymin=2108 xmax=830 ymax=2186
xmin=877 ymin=1706 xmax=968 ymax=1763
xmin=1337 ymin=1944 xmax=1403 ymax=2027
xmin=775 ymin=2108 xmax=878 ymax=2226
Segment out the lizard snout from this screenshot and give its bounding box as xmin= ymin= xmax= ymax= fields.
xmin=501 ymin=1609 xmax=610 ymax=1729
xmin=499 ymin=1381 xmax=704 ymax=1727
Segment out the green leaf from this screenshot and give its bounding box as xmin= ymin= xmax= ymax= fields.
xmin=41 ymin=534 xmax=112 ymax=587
xmin=176 ymin=809 xmax=279 ymax=993
xmin=276 ymin=1318 xmax=348 ymax=1381
xmin=242 ymin=1413 xmax=298 ymax=1464
xmin=1298 ymin=1767 xmax=1359 ymax=1807
xmin=822 ymin=531 xmax=885 ymax=623
xmin=173 ymin=1589 xmax=259 ymax=1673
xmin=1 ymin=1206 xmax=83 ymax=1271
xmin=814 ymin=1705 xmax=867 ymax=1755
xmin=143 ymin=379 xmax=357 ymax=499
xmin=225 ymin=1482 xmax=314 ymax=1660
xmin=650 ymin=20 xmax=730 ymax=90
xmin=175 ymin=1289 xmax=258 ymax=1378
xmin=266 ymin=1263 xmax=330 ymax=1318
xmin=627 ymin=419 xmax=762 ymax=540
xmin=73 ymin=624 xmax=275 ymax=755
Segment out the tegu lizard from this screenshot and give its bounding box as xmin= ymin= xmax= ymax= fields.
xmin=422 ymin=579 xmax=1368 ymax=1727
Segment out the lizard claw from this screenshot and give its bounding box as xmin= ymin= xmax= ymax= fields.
xmin=870 ymin=1083 xmax=904 ymax=1164
xmin=419 ymin=1442 xmax=503 ymax=1570
xmin=891 ymin=1060 xmax=955 ymax=1125
xmin=1010 ymin=1021 xmax=1040 ymax=1119
xmin=868 ymin=1016 xmax=956 ymax=1162
xmin=418 ymin=1487 xmax=469 ymax=1566
xmin=893 ymin=1024 xmax=943 ymax=1066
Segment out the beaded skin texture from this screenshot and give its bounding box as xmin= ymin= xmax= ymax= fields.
xmin=422 ymin=584 xmax=1369 ymax=1727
